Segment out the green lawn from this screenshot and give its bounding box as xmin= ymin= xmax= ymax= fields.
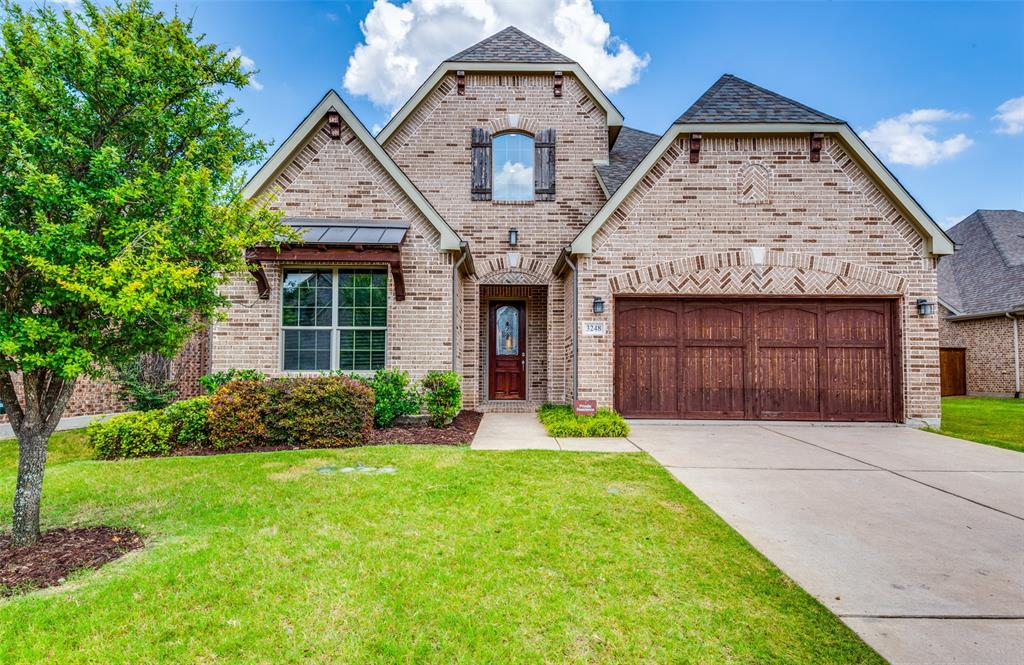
xmin=0 ymin=428 xmax=94 ymax=472
xmin=0 ymin=438 xmax=880 ymax=663
xmin=927 ymin=397 xmax=1024 ymax=453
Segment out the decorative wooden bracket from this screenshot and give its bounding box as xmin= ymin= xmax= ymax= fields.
xmin=244 ymin=251 xmax=270 ymax=300
xmin=809 ymin=132 xmax=823 ymax=163
xmin=553 ymin=71 xmax=563 ymax=98
xmin=246 ymin=246 xmax=406 ymax=301
xmin=325 ymin=111 xmax=342 ymax=140
xmin=689 ymin=133 xmax=702 ymax=164
xmin=456 ymin=70 xmax=466 ymax=96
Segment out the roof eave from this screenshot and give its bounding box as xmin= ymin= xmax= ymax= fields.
xmin=570 ymin=122 xmax=955 ymax=257
xmin=242 ymin=90 xmax=463 ymax=252
xmin=377 ymin=61 xmax=624 ymax=146
xmin=945 ymin=306 xmax=1024 ymax=321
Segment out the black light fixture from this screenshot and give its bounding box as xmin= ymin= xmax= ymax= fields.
xmin=916 ymin=298 xmax=936 ymax=316
xmin=592 ymin=296 xmax=605 ymax=314
xmin=508 ymin=227 xmax=518 ymax=247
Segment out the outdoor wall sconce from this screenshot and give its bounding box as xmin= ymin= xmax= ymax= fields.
xmin=916 ymin=298 xmax=936 ymax=316
xmin=508 ymin=227 xmax=518 ymax=247
xmin=592 ymin=297 xmax=605 ymax=314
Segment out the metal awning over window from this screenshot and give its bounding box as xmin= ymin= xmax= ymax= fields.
xmin=246 ymin=218 xmax=411 ymax=302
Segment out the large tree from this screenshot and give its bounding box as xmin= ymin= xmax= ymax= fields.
xmin=0 ymin=0 xmax=283 ymax=545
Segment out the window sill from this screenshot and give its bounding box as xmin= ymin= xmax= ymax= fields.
xmin=490 ymin=199 xmax=536 ymax=206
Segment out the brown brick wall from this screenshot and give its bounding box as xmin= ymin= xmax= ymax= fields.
xmin=211 ymin=116 xmax=455 ymax=384
xmin=578 ymin=134 xmax=941 ymax=425
xmin=939 ymin=306 xmax=1022 ymax=396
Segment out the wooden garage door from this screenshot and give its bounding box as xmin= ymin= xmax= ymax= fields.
xmin=615 ymin=299 xmax=899 ymax=421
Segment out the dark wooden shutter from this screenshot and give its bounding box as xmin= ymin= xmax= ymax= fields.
xmin=534 ymin=128 xmax=556 ymax=201
xmin=471 ymin=128 xmax=492 ymax=201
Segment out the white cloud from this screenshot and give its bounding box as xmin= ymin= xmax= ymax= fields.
xmin=861 ymin=108 xmax=973 ymax=167
xmin=342 ymin=0 xmax=649 ymax=110
xmin=227 ymin=47 xmax=263 ymax=92
xmin=993 ymin=96 xmax=1024 ymax=135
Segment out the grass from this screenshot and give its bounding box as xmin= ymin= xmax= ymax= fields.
xmin=0 ymin=442 xmax=880 ymax=663
xmin=0 ymin=429 xmax=94 ymax=472
xmin=926 ymin=396 xmax=1024 ymax=453
xmin=538 ymin=404 xmax=630 ymax=437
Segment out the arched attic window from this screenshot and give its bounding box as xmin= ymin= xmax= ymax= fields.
xmin=492 ymin=131 xmax=534 ymax=201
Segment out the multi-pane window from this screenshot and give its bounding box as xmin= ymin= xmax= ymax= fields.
xmin=492 ymin=132 xmax=534 ymax=201
xmin=281 ymin=268 xmax=388 ymax=372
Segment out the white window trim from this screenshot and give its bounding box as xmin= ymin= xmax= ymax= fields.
xmin=492 ymin=131 xmax=535 ymax=202
xmin=279 ymin=265 xmax=389 ymax=375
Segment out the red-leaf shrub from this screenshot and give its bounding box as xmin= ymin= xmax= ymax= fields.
xmin=208 ymin=380 xmax=270 ymax=449
xmin=266 ymin=375 xmax=374 ymax=448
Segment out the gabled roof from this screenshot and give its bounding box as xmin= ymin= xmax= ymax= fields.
xmin=595 ymin=126 xmax=661 ymax=196
xmin=678 ymin=74 xmax=842 ymax=124
xmin=571 ymin=76 xmax=955 ymax=257
xmin=449 ymin=26 xmax=573 ymax=64
xmin=938 ymin=210 xmax=1024 ymax=316
xmin=242 ymin=90 xmax=463 ymax=251
xmin=377 ymin=27 xmax=623 ymax=144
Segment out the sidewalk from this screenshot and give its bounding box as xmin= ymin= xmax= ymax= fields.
xmin=470 ymin=412 xmax=639 ymax=452
xmin=0 ymin=411 xmax=121 ymax=440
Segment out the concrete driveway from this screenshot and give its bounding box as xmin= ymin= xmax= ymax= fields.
xmin=629 ymin=423 xmax=1024 ymax=665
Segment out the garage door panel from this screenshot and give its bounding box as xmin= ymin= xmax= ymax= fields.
xmin=756 ymin=346 xmax=821 ymax=419
xmin=617 ymin=346 xmax=678 ymax=417
xmin=681 ymin=346 xmax=745 ymax=418
xmin=615 ymin=298 xmax=897 ymax=422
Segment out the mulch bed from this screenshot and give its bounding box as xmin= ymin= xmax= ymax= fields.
xmin=367 ymin=410 xmax=483 ymax=445
xmin=1 ymin=526 xmax=143 ymax=596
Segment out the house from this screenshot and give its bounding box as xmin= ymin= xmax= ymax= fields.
xmin=0 ymin=26 xmax=959 ymax=432
xmin=206 ymin=26 xmax=953 ymax=427
xmin=937 ymin=210 xmax=1023 ymax=398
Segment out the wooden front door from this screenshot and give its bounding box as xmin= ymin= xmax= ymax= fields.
xmin=615 ymin=298 xmax=899 ymax=422
xmin=489 ymin=301 xmax=526 ymax=400
xmin=940 ymin=348 xmax=967 ymax=396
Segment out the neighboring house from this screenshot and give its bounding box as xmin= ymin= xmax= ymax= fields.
xmin=937 ymin=210 xmax=1023 ymax=398
xmin=208 ymin=26 xmax=953 ymax=426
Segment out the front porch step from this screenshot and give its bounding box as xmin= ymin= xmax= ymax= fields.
xmin=476 ymin=400 xmax=543 ymax=413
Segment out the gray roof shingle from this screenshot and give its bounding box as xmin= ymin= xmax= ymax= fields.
xmin=938 ymin=210 xmax=1024 ymax=315
xmin=677 ymin=74 xmax=843 ymax=124
xmin=449 ymin=26 xmax=573 ymax=64
xmin=595 ymin=126 xmax=661 ymax=195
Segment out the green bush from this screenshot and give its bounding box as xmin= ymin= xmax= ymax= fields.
xmin=208 ymin=380 xmax=270 ymax=449
xmin=112 ymin=354 xmax=177 ymax=411
xmin=89 ymin=411 xmax=173 ymax=459
xmin=369 ymin=369 xmax=420 ymax=428
xmin=266 ymin=375 xmax=374 ymax=447
xmin=421 ymin=371 xmax=462 ymax=428
xmin=537 ymin=404 xmax=630 ymax=438
xmin=163 ymin=396 xmax=210 ymax=448
xmin=199 ymin=368 xmax=267 ymax=394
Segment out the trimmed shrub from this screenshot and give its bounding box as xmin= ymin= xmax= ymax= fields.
xmin=266 ymin=375 xmax=374 ymax=447
xmin=421 ymin=371 xmax=462 ymax=428
xmin=199 ymin=368 xmax=267 ymax=394
xmin=537 ymin=404 xmax=630 ymax=438
xmin=208 ymin=380 xmax=270 ymax=449
xmin=163 ymin=396 xmax=210 ymax=448
xmin=369 ymin=369 xmax=420 ymax=428
xmin=89 ymin=411 xmax=173 ymax=459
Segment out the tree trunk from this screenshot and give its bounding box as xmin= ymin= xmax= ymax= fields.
xmin=1 ymin=369 xmax=77 ymax=547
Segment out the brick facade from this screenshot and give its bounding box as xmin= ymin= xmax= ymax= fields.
xmin=208 ymin=63 xmax=944 ymax=425
xmin=939 ymin=306 xmax=1022 ymax=396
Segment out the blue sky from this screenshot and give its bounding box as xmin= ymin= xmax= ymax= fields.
xmin=152 ymin=0 xmax=1024 ymax=228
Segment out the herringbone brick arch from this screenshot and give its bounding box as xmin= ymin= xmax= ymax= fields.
xmin=609 ymin=250 xmax=907 ymax=296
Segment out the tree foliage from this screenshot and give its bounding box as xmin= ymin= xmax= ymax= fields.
xmin=0 ymin=0 xmax=285 ymax=544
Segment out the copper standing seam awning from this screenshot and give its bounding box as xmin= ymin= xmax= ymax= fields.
xmin=245 ymin=218 xmax=411 ymax=301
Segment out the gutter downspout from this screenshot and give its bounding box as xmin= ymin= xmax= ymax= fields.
xmin=1010 ymin=313 xmax=1021 ymax=399
xmin=451 ymin=243 xmax=469 ymax=373
xmin=563 ymin=248 xmax=579 ymax=400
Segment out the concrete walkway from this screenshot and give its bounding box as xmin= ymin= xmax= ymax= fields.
xmin=629 ymin=423 xmax=1024 ymax=665
xmin=0 ymin=411 xmax=122 ymax=439
xmin=470 ymin=413 xmax=639 ymax=452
